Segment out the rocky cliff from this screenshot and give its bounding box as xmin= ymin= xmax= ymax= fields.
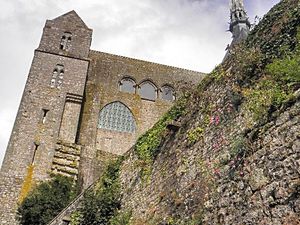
xmin=71 ymin=0 xmax=300 ymax=224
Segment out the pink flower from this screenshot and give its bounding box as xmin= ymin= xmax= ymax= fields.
xmin=215 ymin=116 xmax=220 ymax=125
xmin=210 ymin=116 xmax=214 ymax=124
xmin=214 ymin=168 xmax=221 ymax=175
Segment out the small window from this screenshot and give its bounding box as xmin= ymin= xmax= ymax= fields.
xmin=139 ymin=81 xmax=157 ymax=101
xmin=41 ymin=109 xmax=49 ymax=124
xmin=161 ymin=85 xmax=176 ymax=101
xmin=120 ymin=78 xmax=135 ymax=93
xmin=60 ymin=32 xmax=72 ymax=51
xmin=32 ymin=143 xmax=40 ymax=164
xmin=50 ymin=64 xmax=64 ymax=89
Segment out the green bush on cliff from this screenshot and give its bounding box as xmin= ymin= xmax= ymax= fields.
xmin=187 ymin=127 xmax=204 ymax=145
xmin=17 ymin=174 xmax=76 ymax=225
xmin=243 ymin=79 xmax=289 ymax=122
xmin=266 ymin=46 xmax=300 ymax=86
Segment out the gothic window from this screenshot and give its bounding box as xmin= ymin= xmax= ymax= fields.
xmin=161 ymin=85 xmax=176 ymax=101
xmin=138 ymin=81 xmax=157 ymax=101
xmin=98 ymin=101 xmax=136 ymax=133
xmin=119 ymin=77 xmax=135 ymax=94
xmin=50 ymin=64 xmax=64 ymax=89
xmin=60 ymin=32 xmax=72 ymax=50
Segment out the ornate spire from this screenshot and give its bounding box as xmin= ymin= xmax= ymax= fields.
xmin=229 ymin=0 xmax=251 ymax=43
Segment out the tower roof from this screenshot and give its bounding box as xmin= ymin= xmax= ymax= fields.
xmin=230 ymin=0 xmax=245 ymax=12
xmin=52 ymin=10 xmax=91 ymax=30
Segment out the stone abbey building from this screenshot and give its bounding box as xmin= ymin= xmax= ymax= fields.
xmin=0 ymin=11 xmax=204 ymax=224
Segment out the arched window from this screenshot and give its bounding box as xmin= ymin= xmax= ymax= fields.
xmin=139 ymin=81 xmax=157 ymax=101
xmin=120 ymin=77 xmax=135 ymax=93
xmin=161 ymin=85 xmax=176 ymax=101
xmin=50 ymin=64 xmax=64 ymax=89
xmin=60 ymin=32 xmax=72 ymax=50
xmin=98 ymin=102 xmax=136 ymax=133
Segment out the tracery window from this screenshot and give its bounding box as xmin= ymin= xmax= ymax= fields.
xmin=119 ymin=77 xmax=135 ymax=93
xmin=98 ymin=101 xmax=136 ymax=133
xmin=161 ymin=85 xmax=176 ymax=101
xmin=50 ymin=64 xmax=64 ymax=89
xmin=60 ymin=32 xmax=72 ymax=50
xmin=138 ymin=81 xmax=157 ymax=101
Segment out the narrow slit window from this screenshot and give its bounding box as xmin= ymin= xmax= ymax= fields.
xmin=32 ymin=143 xmax=39 ymax=164
xmin=42 ymin=109 xmax=49 ymax=124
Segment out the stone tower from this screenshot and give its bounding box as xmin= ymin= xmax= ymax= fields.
xmin=229 ymin=0 xmax=251 ymax=43
xmin=0 ymin=11 xmax=92 ymax=224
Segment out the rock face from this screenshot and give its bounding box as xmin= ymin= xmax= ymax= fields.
xmin=116 ymin=89 xmax=299 ymax=224
xmin=110 ymin=0 xmax=300 ymax=224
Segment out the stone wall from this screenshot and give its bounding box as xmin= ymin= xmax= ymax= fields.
xmin=116 ymin=85 xmax=300 ymax=225
xmin=78 ymin=50 xmax=204 ymax=188
xmin=0 ymin=174 xmax=23 ymax=225
xmin=59 ymin=94 xmax=83 ymax=143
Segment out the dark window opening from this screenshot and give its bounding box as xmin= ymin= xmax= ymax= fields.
xmin=32 ymin=143 xmax=39 ymax=164
xmin=42 ymin=109 xmax=49 ymax=124
xmin=60 ymin=32 xmax=72 ymax=51
xmin=120 ymin=78 xmax=135 ymax=93
xmin=139 ymin=81 xmax=157 ymax=101
xmin=50 ymin=64 xmax=64 ymax=88
xmin=161 ymin=85 xmax=176 ymax=101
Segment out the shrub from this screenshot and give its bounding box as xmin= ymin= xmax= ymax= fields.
xmin=76 ymin=158 xmax=123 ymax=225
xmin=109 ymin=210 xmax=132 ymax=225
xmin=266 ymin=52 xmax=300 ymax=86
xmin=17 ymin=174 xmax=76 ymax=225
xmin=243 ymin=78 xmax=289 ymax=122
xmin=187 ymin=127 xmax=204 ymax=144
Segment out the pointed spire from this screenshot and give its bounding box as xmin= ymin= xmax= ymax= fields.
xmin=229 ymin=0 xmax=251 ymax=43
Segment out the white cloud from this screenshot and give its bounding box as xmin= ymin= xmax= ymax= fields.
xmin=0 ymin=0 xmax=280 ymax=166
xmin=0 ymin=109 xmax=16 ymax=164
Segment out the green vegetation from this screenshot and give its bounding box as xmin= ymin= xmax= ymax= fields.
xmin=187 ymin=127 xmax=204 ymax=144
xmin=266 ymin=29 xmax=300 ymax=87
xmin=109 ymin=211 xmax=132 ymax=225
xmin=210 ymin=66 xmax=227 ymax=82
xmin=243 ymin=78 xmax=289 ymax=122
xmin=135 ymin=94 xmax=189 ymax=180
xmin=71 ymin=158 xmax=127 ymax=225
xmin=17 ymin=174 xmax=77 ymax=225
xmin=267 ymin=55 xmax=300 ymax=85
xmin=241 ymin=29 xmax=300 ymax=125
xmin=247 ymin=0 xmax=300 ymax=60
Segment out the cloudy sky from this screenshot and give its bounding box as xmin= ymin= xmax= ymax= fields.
xmin=0 ymin=0 xmax=280 ymax=166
